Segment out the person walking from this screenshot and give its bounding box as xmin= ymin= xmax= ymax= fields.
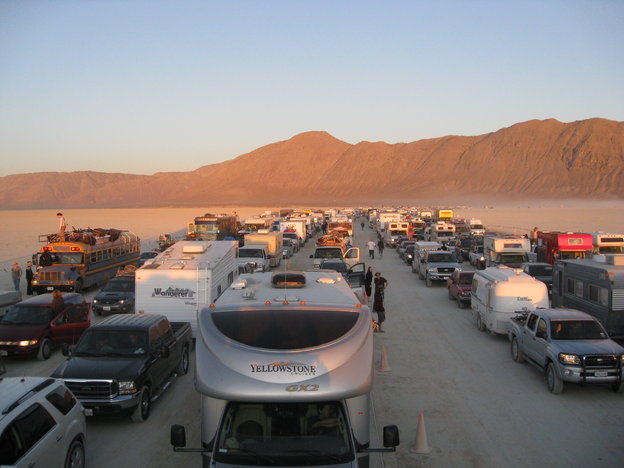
xmin=25 ymin=261 xmax=34 ymax=295
xmin=57 ymin=212 xmax=67 ymax=241
xmin=367 ymin=240 xmax=376 ymax=259
xmin=11 ymin=262 xmax=22 ymax=291
xmin=361 ymin=221 xmax=365 ymax=230
xmin=377 ymin=238 xmax=385 ymax=258
xmin=373 ymin=272 xmax=388 ymax=332
xmin=364 ymin=266 xmax=373 ymax=301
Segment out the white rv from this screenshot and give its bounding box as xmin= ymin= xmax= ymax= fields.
xmin=468 ymin=218 xmax=485 ymax=237
xmin=170 ymin=270 xmax=399 ymax=467
xmin=279 ymin=220 xmax=308 ymax=244
xmin=471 ymin=266 xmax=549 ymax=335
xmin=591 ymin=233 xmax=624 ymax=256
xmin=135 ymin=241 xmax=238 ymax=336
xmin=425 ymin=221 xmax=456 ymax=243
xmin=483 ymin=236 xmax=530 ymax=268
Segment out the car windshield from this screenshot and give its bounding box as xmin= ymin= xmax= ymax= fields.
xmin=550 ymin=320 xmax=608 ymax=340
xmin=140 ymin=252 xmax=158 ymax=259
xmin=320 ymin=262 xmax=347 ymax=273
xmin=528 ymin=265 xmax=553 ymax=276
xmin=314 ymin=248 xmax=342 ymax=259
xmin=428 ymin=253 xmax=457 ymax=263
xmin=74 ymin=329 xmax=147 ymax=356
xmin=1 ymin=306 xmax=53 ymax=325
xmin=500 ymin=255 xmax=526 ymax=264
xmin=214 ymin=402 xmax=353 ymax=466
xmin=102 ymin=280 xmax=134 ymax=292
xmin=239 ymin=249 xmax=265 ymax=258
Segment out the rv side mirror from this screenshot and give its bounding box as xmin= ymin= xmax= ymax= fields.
xmin=61 ymin=343 xmax=73 ymax=356
xmin=171 ymin=424 xmax=187 ymax=447
xmin=383 ymin=425 xmax=400 ymax=447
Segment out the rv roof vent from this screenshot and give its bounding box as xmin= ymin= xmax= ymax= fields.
xmin=181 ymin=255 xmax=195 ymax=260
xmin=231 ymin=279 xmax=248 ymax=289
xmin=183 ymin=242 xmax=208 ymax=254
xmin=169 ymin=262 xmax=186 ymax=270
xmin=606 ymin=255 xmax=624 ymax=266
xmin=271 ymin=271 xmax=306 ymax=288
xmin=257 ymin=229 xmax=270 ymax=234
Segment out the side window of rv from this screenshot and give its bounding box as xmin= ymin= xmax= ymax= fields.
xmin=471 ymin=279 xmax=478 ymax=296
xmin=526 ymin=314 xmax=538 ymax=331
xmin=228 ymin=272 xmax=234 ymax=284
xmin=574 ymin=280 xmax=583 ymax=298
xmin=589 ymin=285 xmax=609 ymax=306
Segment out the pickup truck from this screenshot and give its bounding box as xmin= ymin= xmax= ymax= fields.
xmin=52 ymin=314 xmax=192 ymax=422
xmin=508 ymin=308 xmax=624 ymax=394
xmin=416 ymin=250 xmax=461 ymax=287
xmin=446 ymin=271 xmax=475 ymax=308
xmin=238 ymin=245 xmax=272 ymax=272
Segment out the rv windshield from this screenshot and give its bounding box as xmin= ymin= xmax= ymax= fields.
xmin=550 ymin=320 xmax=608 ymax=340
xmin=43 ymin=252 xmax=84 ymax=264
xmin=558 ymin=251 xmax=588 ymax=260
xmin=214 ymin=402 xmax=353 ymax=467
xmin=239 ymin=249 xmax=265 ymax=258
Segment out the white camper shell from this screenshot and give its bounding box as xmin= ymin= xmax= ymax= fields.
xmin=471 ymin=266 xmax=549 ymax=335
xmin=591 ymin=233 xmax=624 ymax=256
xmin=171 ymin=270 xmax=398 ymax=467
xmin=426 ymin=221 xmax=456 ymax=242
xmin=468 ymin=218 xmax=485 ymax=237
xmin=484 ymin=236 xmax=530 ymax=268
xmin=135 ymin=241 xmax=238 ymax=336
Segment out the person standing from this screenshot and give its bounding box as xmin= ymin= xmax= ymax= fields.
xmin=361 ymin=221 xmax=365 ymax=230
xmin=367 ymin=240 xmax=376 ymax=259
xmin=364 ymin=266 xmax=373 ymax=300
xmin=25 ymin=261 xmax=34 ymax=295
xmin=531 ymin=226 xmax=539 ymax=247
xmin=11 ymin=262 xmax=22 ymax=291
xmin=373 ymin=272 xmax=388 ymax=332
xmin=322 ymin=221 xmax=328 ymax=235
xmin=51 ymin=290 xmax=65 ymax=314
xmin=377 ymin=239 xmax=385 ymax=258
xmin=57 ymin=212 xmax=67 ymax=241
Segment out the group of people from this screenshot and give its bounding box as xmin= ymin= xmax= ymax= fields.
xmin=366 ymin=239 xmax=385 ymax=259
xmin=7 ymin=261 xmax=34 ymax=294
xmin=364 ymin=267 xmax=388 ymax=333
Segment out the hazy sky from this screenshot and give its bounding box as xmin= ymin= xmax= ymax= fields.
xmin=1 ymin=0 xmax=623 ymax=177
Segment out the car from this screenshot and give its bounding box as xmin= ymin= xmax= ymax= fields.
xmin=138 ymin=251 xmax=159 ymax=266
xmin=281 ymin=239 xmax=295 ymax=259
xmin=446 ymin=271 xmax=475 ymax=308
xmin=0 ymin=377 xmax=87 ymax=468
xmin=404 ymin=245 xmax=416 ymax=265
xmin=92 ymin=275 xmax=136 ymax=316
xmin=0 ymin=293 xmax=90 ymax=360
xmin=318 ymin=259 xmax=349 ymax=275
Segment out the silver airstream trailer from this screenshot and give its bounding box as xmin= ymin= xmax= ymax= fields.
xmin=171 ymin=270 xmax=399 ymax=467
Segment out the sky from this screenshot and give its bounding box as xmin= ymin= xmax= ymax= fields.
xmin=1 ymin=0 xmax=623 ymax=177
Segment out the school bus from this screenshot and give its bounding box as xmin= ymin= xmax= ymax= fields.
xmin=31 ymin=229 xmax=140 ymax=294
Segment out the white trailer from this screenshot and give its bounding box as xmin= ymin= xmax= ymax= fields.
xmin=135 ymin=241 xmax=239 ymax=337
xmin=170 ymin=270 xmax=399 ymax=467
xmin=471 ymin=266 xmax=549 ymax=335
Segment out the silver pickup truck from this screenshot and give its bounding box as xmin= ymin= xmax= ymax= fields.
xmin=508 ymin=308 xmax=624 ymax=394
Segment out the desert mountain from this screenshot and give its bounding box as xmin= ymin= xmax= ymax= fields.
xmin=1 ymin=118 xmax=623 ymax=208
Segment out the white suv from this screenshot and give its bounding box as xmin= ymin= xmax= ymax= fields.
xmin=0 ymin=377 xmax=86 ymax=468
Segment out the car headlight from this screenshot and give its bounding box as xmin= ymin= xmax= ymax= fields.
xmin=427 ymin=267 xmax=437 ymax=273
xmin=479 ymin=256 xmax=485 ymax=261
xmin=118 ymin=381 xmax=138 ymax=394
xmin=407 ymin=254 xmax=413 ymax=259
xmin=19 ymin=340 xmax=38 ymax=346
xmin=559 ymin=353 xmax=581 ymax=365
xmin=93 ymin=299 xmax=99 ymax=304
xmin=119 ymin=299 xmax=126 ymax=304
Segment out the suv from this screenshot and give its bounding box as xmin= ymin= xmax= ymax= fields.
xmin=0 ymin=377 xmax=87 ymax=468
xmin=92 ymin=276 xmax=135 ymax=316
xmin=0 ymin=293 xmax=91 ymax=361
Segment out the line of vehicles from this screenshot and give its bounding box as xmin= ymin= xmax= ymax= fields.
xmin=375 ymin=207 xmax=624 ymax=396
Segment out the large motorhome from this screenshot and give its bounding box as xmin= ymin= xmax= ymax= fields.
xmin=535 ymin=231 xmax=593 ymax=264
xmin=591 ymin=233 xmax=624 ymax=256
xmin=483 ymin=236 xmax=530 ymax=268
xmin=279 ymin=220 xmax=308 ymax=244
xmin=384 ymin=221 xmax=410 ymax=247
xmin=552 ymin=256 xmax=624 ymax=338
xmin=170 ymin=270 xmax=399 ymax=467
xmin=135 ymin=241 xmax=238 ymax=336
xmin=187 ymin=214 xmax=240 ymax=241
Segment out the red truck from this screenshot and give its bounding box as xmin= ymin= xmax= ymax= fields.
xmin=0 ymin=292 xmax=90 ymax=360
xmin=535 ymin=232 xmax=593 ymax=264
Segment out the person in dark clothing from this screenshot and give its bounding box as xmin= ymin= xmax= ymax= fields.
xmin=377 ymin=239 xmax=385 ymax=258
xmin=361 ymin=221 xmax=365 ymax=230
xmin=373 ymin=272 xmax=388 ymax=332
xmin=308 ymin=404 xmax=339 ymax=435
xmin=51 ymin=290 xmax=65 ymax=314
xmin=25 ymin=261 xmax=34 ymax=295
xmin=364 ymin=267 xmax=373 ymax=300
xmin=322 ymin=221 xmax=328 ymax=234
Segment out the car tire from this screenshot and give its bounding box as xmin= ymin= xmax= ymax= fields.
xmin=511 ymin=337 xmax=525 ymax=363
xmin=176 ymin=345 xmax=190 ymax=376
xmin=611 ymin=381 xmax=624 ymax=393
xmin=64 ymin=438 xmax=85 ymax=468
xmin=476 ymin=314 xmax=486 ymax=332
xmin=546 ymin=362 xmax=563 ymax=394
xmin=37 ymin=338 xmax=52 ymax=361
xmin=131 ymin=386 xmax=151 ymax=422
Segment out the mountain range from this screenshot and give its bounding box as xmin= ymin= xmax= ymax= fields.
xmin=1 ymin=118 xmax=623 ymax=208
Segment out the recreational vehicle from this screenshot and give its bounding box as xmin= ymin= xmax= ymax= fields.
xmin=552 ymin=256 xmax=624 ymax=338
xmin=483 ymin=236 xmax=530 ymax=268
xmin=471 ymin=266 xmax=549 ymax=335
xmin=135 ymin=241 xmax=238 ymax=336
xmin=535 ymin=231 xmax=593 ymax=264
xmin=170 ymin=270 xmax=399 ymax=467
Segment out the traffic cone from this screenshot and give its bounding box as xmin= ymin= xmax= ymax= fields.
xmin=378 ymin=345 xmax=391 ymax=372
xmin=410 ymin=413 xmax=430 ymax=454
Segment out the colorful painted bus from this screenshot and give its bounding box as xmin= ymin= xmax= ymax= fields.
xmin=31 ymin=229 xmax=140 ymax=294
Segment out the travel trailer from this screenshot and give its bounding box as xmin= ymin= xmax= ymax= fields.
xmin=135 ymin=241 xmax=238 ymax=336
xmin=170 ymin=270 xmax=399 ymax=467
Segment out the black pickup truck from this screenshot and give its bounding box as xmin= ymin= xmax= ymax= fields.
xmin=51 ymin=314 xmax=192 ymax=422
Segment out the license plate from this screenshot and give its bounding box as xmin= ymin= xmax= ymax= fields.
xmin=595 ymin=371 xmax=608 ymax=377
xmin=103 ymin=306 xmax=111 ymax=311
xmin=46 ymin=287 xmax=54 ymax=291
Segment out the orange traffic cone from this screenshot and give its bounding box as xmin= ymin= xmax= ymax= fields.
xmin=410 ymin=413 xmax=430 ymax=454
xmin=378 ymin=345 xmax=391 ymax=372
